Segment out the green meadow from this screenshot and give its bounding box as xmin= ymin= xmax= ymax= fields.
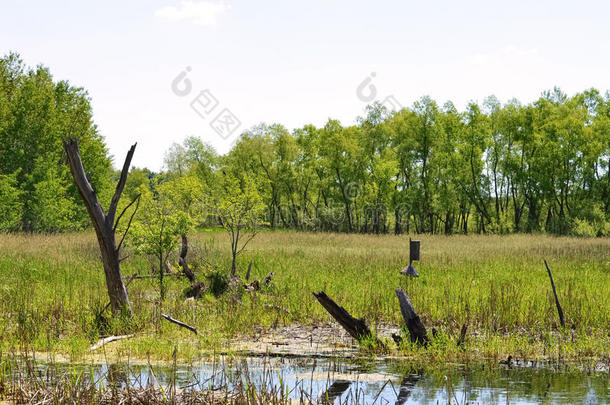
xmin=0 ymin=231 xmax=608 ymax=363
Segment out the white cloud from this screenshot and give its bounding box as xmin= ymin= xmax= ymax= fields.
xmin=155 ymin=1 xmax=231 ymax=26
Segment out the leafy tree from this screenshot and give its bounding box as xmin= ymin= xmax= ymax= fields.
xmin=129 ymin=184 xmax=182 ymax=301
xmin=0 ymin=171 xmax=23 ymax=232
xmin=0 ymin=52 xmax=113 ymax=232
xmin=28 ymin=157 xmax=79 ymax=232
xmin=212 ymin=172 xmax=266 ymax=276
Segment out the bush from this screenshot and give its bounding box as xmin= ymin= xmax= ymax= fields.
xmin=205 ymin=270 xmax=230 ymax=298
xmin=572 ymin=219 xmax=596 ymax=237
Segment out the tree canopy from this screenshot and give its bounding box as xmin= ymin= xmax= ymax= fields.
xmin=0 ymin=52 xmax=113 ymax=232
xmin=2 ymin=52 xmax=609 ymax=236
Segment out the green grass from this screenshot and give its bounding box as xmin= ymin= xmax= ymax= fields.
xmin=0 ymin=231 xmax=608 ymax=363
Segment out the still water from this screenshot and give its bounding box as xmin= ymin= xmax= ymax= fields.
xmin=18 ymin=355 xmax=610 ymax=404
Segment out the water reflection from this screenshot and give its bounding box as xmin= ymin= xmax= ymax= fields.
xmin=9 ymin=355 xmax=610 ymax=404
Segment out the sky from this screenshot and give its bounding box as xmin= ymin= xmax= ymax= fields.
xmin=1 ymin=0 xmax=609 ymax=170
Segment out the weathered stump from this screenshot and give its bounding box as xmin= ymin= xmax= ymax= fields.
xmin=185 ymin=281 xmax=206 ymax=299
xmin=263 ymin=271 xmax=274 ymax=286
xmin=395 ymin=288 xmax=429 ymax=346
xmin=179 ymin=235 xmax=196 ymax=282
xmin=313 ymin=291 xmax=373 ymax=341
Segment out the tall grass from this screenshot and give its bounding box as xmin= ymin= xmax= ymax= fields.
xmin=0 ymin=231 xmax=608 ymax=361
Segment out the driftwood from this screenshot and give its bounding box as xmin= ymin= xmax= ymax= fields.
xmin=161 ymin=313 xmax=198 ymax=335
xmin=544 ymin=260 xmax=565 ymax=327
xmin=63 ymin=139 xmax=136 ymax=316
xmin=395 ymin=288 xmax=429 ymax=346
xmin=312 ymin=291 xmax=373 ymax=341
xmin=90 ymin=334 xmax=134 ymax=351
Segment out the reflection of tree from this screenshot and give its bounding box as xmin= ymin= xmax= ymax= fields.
xmin=395 ymin=373 xmax=421 ymax=405
xmin=107 ymin=363 xmax=128 ymax=390
xmin=320 ymin=380 xmax=351 ymax=404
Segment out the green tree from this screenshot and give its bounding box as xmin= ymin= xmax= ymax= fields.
xmin=0 ymin=52 xmax=113 ymax=232
xmin=212 ymin=173 xmax=266 ymax=276
xmin=0 ymin=171 xmax=23 ymax=232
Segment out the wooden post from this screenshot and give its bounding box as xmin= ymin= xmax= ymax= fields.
xmin=63 ymin=138 xmax=135 ymax=316
xmin=395 ymin=288 xmax=429 ymax=345
xmin=544 ymin=260 xmax=565 ymax=327
xmin=313 ymin=291 xmax=373 ymax=341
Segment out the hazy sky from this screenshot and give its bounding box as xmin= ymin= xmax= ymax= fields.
xmin=1 ymin=0 xmax=609 ymax=170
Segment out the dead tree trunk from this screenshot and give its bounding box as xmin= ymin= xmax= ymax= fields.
xmin=313 ymin=291 xmax=372 ymax=341
xmin=179 ymin=234 xmax=195 ymax=282
xmin=63 ymin=138 xmax=137 ymax=317
xmin=395 ymin=288 xmax=429 ymax=346
xmin=544 ymin=260 xmax=565 ymax=327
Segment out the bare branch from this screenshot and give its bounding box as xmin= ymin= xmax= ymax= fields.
xmin=114 ymin=193 xmax=142 ymax=231
xmin=107 ymin=143 xmax=137 ymax=226
xmin=116 ymin=194 xmax=141 ymax=253
xmin=162 ymin=313 xmax=198 ymax=335
xmin=236 ymin=231 xmax=258 ymax=255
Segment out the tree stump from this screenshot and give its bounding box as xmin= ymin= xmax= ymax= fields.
xmin=313 ymin=291 xmax=373 ymax=341
xmin=395 ymin=288 xmax=429 ymax=346
xmin=179 ymin=235 xmax=196 ymax=282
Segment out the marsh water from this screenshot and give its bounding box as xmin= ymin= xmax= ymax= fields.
xmin=11 ymin=355 xmax=610 ymax=404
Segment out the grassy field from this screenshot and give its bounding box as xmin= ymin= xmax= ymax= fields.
xmin=0 ymin=231 xmax=608 ymax=363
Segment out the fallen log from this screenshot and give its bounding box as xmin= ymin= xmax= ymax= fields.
xmin=312 ymin=291 xmax=373 ymax=341
xmin=161 ymin=313 xmax=198 ymax=335
xmin=544 ymin=260 xmax=565 ymax=327
xmin=90 ymin=334 xmax=134 ymax=351
xmin=395 ymin=288 xmax=429 ymax=346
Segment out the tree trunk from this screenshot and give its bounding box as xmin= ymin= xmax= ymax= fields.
xmin=395 ymin=288 xmax=429 ymax=346
xmin=313 ymin=291 xmax=373 ymax=341
xmin=544 ymin=260 xmax=565 ymax=327
xmin=179 ymin=234 xmax=195 ymax=282
xmin=63 ymin=138 xmax=135 ymax=316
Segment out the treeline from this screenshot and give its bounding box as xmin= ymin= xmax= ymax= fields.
xmin=163 ymin=88 xmax=610 ymax=236
xmin=2 ymin=53 xmax=609 ymax=236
